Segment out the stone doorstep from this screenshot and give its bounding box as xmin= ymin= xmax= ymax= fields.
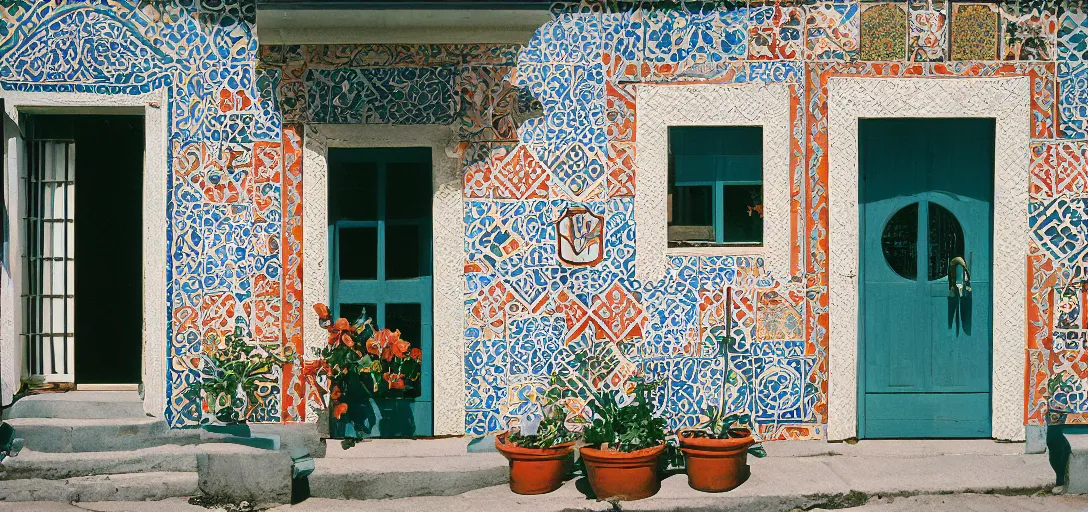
xmin=2 ymin=391 xmax=146 ymax=420
xmin=307 ymin=453 xmax=509 ymax=500
xmin=0 ymin=471 xmax=198 ymax=502
xmin=5 ymin=417 xmax=204 ymax=453
xmin=322 ymin=436 xmax=471 ymax=458
xmin=0 ymin=444 xmax=269 ymax=481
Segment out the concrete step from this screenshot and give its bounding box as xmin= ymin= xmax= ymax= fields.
xmin=3 ymin=391 xmax=146 ymax=420
xmin=323 ymin=437 xmax=470 ymax=458
xmin=0 ymin=444 xmax=268 ymax=481
xmin=308 ymin=453 xmax=508 ymax=500
xmin=6 ymin=417 xmax=203 ymax=453
xmin=0 ymin=471 xmax=198 ymax=502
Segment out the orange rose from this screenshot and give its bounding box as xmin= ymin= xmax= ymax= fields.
xmin=410 ymin=348 xmax=422 ymax=361
xmin=391 ymin=338 xmax=410 ymax=360
xmin=332 ymin=318 xmax=351 ymax=332
xmin=366 ymin=336 xmax=381 ymax=356
xmin=332 ymin=403 xmax=348 ymax=419
xmin=330 ymin=386 xmax=341 ymax=401
xmin=314 ymin=303 xmax=330 ymax=320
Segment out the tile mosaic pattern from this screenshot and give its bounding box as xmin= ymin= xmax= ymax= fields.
xmin=950 ymin=3 xmax=1000 ymax=61
xmin=908 ymin=0 xmax=947 ymax=62
xmin=4 ymin=0 xmax=1088 ymax=437
xmin=1002 ymin=9 xmax=1057 ymax=61
xmin=859 ymin=2 xmax=907 ymax=61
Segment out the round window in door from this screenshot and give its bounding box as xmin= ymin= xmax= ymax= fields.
xmin=927 ymin=203 xmax=965 ymax=281
xmin=881 ymin=203 xmax=918 ymax=280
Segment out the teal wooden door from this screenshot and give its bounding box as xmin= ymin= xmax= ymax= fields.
xmin=329 ymin=148 xmax=433 ymax=437
xmin=859 ymin=118 xmax=994 ymax=438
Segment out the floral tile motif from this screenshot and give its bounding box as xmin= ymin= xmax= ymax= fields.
xmin=950 ymin=3 xmax=1000 ymax=61
xmin=1059 ymin=62 xmax=1088 ymax=139
xmin=859 ymin=2 xmax=907 ymax=61
xmin=805 ymin=2 xmax=861 ymax=61
xmin=1060 ymin=11 xmax=1088 ymax=62
xmin=908 ymin=0 xmax=947 ymax=62
xmin=748 ymin=5 xmax=805 ymax=60
xmin=1002 ymin=9 xmax=1057 ymax=61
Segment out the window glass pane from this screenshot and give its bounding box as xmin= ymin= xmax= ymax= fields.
xmin=668 ymin=186 xmax=714 ymax=242
xmin=927 ymin=203 xmax=965 ymax=281
xmin=386 ymin=224 xmax=424 ymax=279
xmin=722 ymin=185 xmax=763 ymax=245
xmin=881 ymin=203 xmax=919 ymax=280
xmin=385 ymin=303 xmax=423 ymax=398
xmin=668 ymin=126 xmax=762 ymax=245
xmin=329 ymin=161 xmax=378 ymax=222
xmin=339 ymin=227 xmax=378 ymax=280
xmin=387 ymin=161 xmax=431 ymax=220
xmin=338 ymin=303 xmax=377 ymax=325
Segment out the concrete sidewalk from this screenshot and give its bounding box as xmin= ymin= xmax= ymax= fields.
xmin=0 ymin=439 xmax=1061 ymax=511
xmin=278 ymin=439 xmax=1058 ymax=511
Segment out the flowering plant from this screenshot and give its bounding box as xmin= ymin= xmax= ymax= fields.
xmin=185 ymin=327 xmax=290 ymax=425
xmin=310 ymin=303 xmax=422 ymax=421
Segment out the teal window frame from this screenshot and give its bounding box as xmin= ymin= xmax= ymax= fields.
xmin=668 ymin=126 xmax=764 ymax=246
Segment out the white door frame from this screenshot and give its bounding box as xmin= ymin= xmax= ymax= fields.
xmin=301 ymin=124 xmax=464 ymax=434
xmin=0 ymin=90 xmax=168 ymax=418
xmin=825 ymin=77 xmax=1030 ymax=441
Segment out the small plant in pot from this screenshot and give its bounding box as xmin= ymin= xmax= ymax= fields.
xmin=679 ymin=407 xmax=766 ymax=492
xmin=185 ymin=327 xmax=289 ymax=426
xmin=495 ymin=388 xmax=577 ymax=495
xmin=579 ymin=377 xmax=668 ymax=501
xmin=677 ymin=286 xmax=767 ymax=492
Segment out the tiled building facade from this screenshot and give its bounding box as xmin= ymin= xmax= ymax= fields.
xmin=1 ymin=0 xmax=1086 ymax=442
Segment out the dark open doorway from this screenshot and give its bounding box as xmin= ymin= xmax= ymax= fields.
xmin=24 ymin=115 xmax=143 ymax=385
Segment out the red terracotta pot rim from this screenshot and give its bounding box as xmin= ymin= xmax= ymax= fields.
xmin=677 ymin=431 xmax=755 ymax=451
xmin=580 ymin=443 xmax=665 ymax=463
xmin=494 ymin=432 xmax=575 ymax=458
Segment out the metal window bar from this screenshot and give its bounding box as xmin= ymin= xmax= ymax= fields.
xmin=22 ymin=139 xmax=74 ymax=382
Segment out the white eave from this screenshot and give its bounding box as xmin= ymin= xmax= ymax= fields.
xmin=256 ymin=8 xmax=550 ymax=44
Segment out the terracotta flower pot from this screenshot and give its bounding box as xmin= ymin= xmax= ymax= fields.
xmin=678 ymin=429 xmax=754 ymax=493
xmin=579 ymin=444 xmax=665 ymax=501
xmin=494 ymin=432 xmax=575 ymax=495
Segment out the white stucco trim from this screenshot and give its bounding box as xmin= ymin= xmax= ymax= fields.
xmin=0 ymin=90 xmax=168 ymax=418
xmin=635 ymin=84 xmax=793 ymax=283
xmin=826 ymin=77 xmax=1030 ymax=442
xmin=301 ymin=124 xmax=464 ymax=435
xmin=256 ymin=9 xmax=547 ymax=44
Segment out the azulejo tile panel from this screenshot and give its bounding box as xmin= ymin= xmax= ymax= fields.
xmin=907 ymin=0 xmax=946 ymax=62
xmin=4 ymin=0 xmax=1087 ymax=439
xmin=950 ymin=3 xmax=1000 ymax=61
xmin=859 ymin=2 xmax=907 ymax=61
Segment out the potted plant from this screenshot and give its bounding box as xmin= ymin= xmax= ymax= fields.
xmin=675 ymin=285 xmax=767 ymax=492
xmin=494 ymin=391 xmax=577 ymax=495
xmin=679 ymin=407 xmax=766 ymax=492
xmin=579 ymin=378 xmax=668 ymax=501
xmin=185 ymin=326 xmax=289 ymax=426
xmin=308 ymin=303 xmax=422 ymax=447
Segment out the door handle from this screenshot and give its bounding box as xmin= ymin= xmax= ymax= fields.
xmin=948 ymin=257 xmax=971 ymax=297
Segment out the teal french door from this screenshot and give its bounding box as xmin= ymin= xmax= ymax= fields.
xmin=859 ymin=118 xmax=994 ymax=438
xmin=328 ymin=147 xmax=433 ymax=437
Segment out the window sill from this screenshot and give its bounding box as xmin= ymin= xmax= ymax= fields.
xmin=666 ymin=244 xmax=765 ymax=257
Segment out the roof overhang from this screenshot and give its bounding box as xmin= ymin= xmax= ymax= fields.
xmin=256 ymin=2 xmax=551 ymax=44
